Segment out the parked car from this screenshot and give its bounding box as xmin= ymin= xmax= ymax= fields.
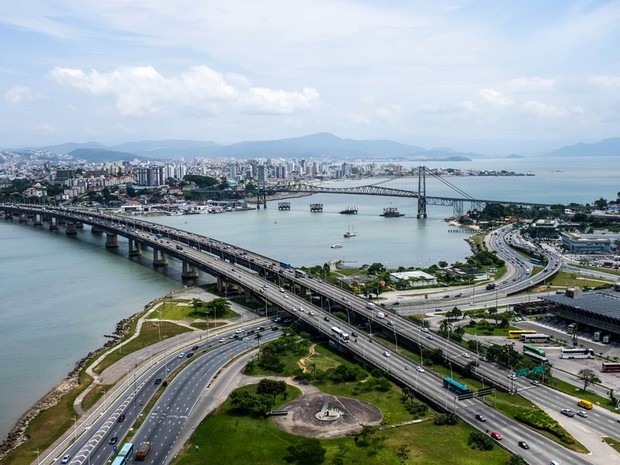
xmin=490 ymin=431 xmax=503 ymax=440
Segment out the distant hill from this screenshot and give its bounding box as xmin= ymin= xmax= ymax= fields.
xmin=26 ymin=133 xmax=482 ymax=160
xmin=69 ymin=148 xmax=143 ymax=163
xmin=547 ymin=137 xmax=620 ymax=157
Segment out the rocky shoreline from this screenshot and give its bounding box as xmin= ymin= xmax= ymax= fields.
xmin=0 ymin=317 xmax=134 ymax=460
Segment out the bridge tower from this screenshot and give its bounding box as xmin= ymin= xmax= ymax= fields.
xmin=416 ymin=166 xmax=427 ymax=218
xmin=256 ymin=165 xmax=267 ymax=209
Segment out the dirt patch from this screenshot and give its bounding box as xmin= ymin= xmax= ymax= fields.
xmin=273 ymin=392 xmax=382 ymax=438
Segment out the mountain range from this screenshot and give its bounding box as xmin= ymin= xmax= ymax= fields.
xmin=27 ymin=133 xmax=620 ymax=162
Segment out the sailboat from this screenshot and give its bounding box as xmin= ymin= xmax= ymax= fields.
xmin=343 ymin=225 xmax=357 ymax=238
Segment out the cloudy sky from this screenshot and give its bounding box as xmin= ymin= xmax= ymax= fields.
xmin=1 ymin=0 xmax=619 ymax=153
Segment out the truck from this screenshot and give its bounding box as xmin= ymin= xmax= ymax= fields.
xmin=486 ymin=283 xmax=496 ymax=290
xmin=593 ymin=331 xmax=601 ymax=342
xmin=603 ymin=334 xmax=612 ymax=344
xmin=279 ymin=261 xmax=292 ymax=269
xmin=135 ymin=442 xmax=151 ymax=460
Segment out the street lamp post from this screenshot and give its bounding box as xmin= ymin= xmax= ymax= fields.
xmin=33 ymin=449 xmax=40 ymax=465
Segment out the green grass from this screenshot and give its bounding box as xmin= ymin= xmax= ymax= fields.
xmin=171 ymin=384 xmax=511 ymax=465
xmin=547 ymin=377 xmax=619 ymax=413
xmin=93 ymin=321 xmax=192 ymax=374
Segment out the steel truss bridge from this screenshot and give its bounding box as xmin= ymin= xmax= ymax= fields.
xmin=257 ymin=166 xmax=554 ymax=218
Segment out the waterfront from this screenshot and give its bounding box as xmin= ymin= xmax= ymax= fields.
xmin=1 ymin=155 xmax=619 ymax=442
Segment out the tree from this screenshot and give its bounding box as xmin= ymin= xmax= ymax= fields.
xmin=367 ymin=262 xmax=386 ymax=274
xmin=507 ymin=455 xmax=526 ymax=465
xmin=577 ymin=368 xmax=601 ymax=391
xmin=396 ymin=444 xmax=410 ymax=464
xmin=286 ymin=439 xmax=326 ymax=465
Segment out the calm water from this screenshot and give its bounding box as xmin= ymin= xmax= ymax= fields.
xmin=0 ymin=155 xmax=617 ymax=440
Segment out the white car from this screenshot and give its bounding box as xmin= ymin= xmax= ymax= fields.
xmin=219 ymin=338 xmax=226 ymax=343
xmin=61 ymin=454 xmax=71 ymax=464
xmin=383 ymin=351 xmax=391 ymax=357
xmin=461 ymin=352 xmax=470 ymax=358
xmin=416 ymin=366 xmax=425 ymax=373
xmin=421 ymin=327 xmax=429 ymax=333
xmin=178 ymin=352 xmax=185 ymax=358
xmin=576 ymin=410 xmax=588 ymax=418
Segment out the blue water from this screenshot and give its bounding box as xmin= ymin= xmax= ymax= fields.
xmin=0 ymin=155 xmax=617 ymax=440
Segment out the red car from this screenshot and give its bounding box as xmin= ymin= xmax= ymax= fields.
xmin=490 ymin=431 xmax=503 ymax=440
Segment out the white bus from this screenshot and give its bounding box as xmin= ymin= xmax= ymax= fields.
xmin=520 ymin=333 xmax=551 ymax=343
xmin=561 ymin=348 xmax=595 ymax=359
xmin=331 ymin=326 xmax=350 ymax=342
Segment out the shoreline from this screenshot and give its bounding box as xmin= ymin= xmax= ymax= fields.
xmin=0 ymin=313 xmax=137 ymax=460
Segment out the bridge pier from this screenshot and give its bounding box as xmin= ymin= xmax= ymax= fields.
xmin=33 ymin=214 xmax=43 ymax=227
xmin=417 ymin=166 xmax=427 ymax=218
xmin=66 ymin=222 xmax=78 ymax=235
xmin=105 ymin=233 xmax=119 ymax=248
xmin=181 ymin=262 xmax=199 ymax=279
xmin=128 ymin=239 xmax=143 ymax=256
xmin=91 ymin=224 xmax=103 ymax=234
xmin=153 ymin=249 xmax=168 ymax=267
xmin=49 ymin=217 xmax=59 ymax=230
xmin=19 ymin=213 xmax=28 ymax=223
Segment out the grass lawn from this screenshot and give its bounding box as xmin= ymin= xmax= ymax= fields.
xmin=171 ymin=385 xmax=511 ymax=465
xmin=93 ymin=321 xmax=192 ymax=374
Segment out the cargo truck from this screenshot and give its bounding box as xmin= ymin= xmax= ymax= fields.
xmin=135 ymin=442 xmax=151 ymax=460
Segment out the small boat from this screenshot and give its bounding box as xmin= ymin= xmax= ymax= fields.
xmin=339 ymin=206 xmax=358 ymax=214
xmin=331 ymin=243 xmax=343 ymax=249
xmin=344 ymin=225 xmax=357 ymax=238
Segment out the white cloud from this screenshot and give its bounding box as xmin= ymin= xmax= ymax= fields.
xmin=589 ymin=75 xmax=620 ymax=88
xmin=521 ymin=100 xmax=568 ymax=118
xmin=4 ymin=85 xmax=38 ymax=104
xmin=507 ymin=77 xmax=557 ymax=91
xmin=50 ymin=65 xmax=319 ymax=117
xmin=479 ymin=89 xmax=514 ymax=107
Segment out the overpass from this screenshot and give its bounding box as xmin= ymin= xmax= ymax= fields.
xmin=257 ymin=166 xmax=555 ymax=218
xmin=0 ymin=204 xmax=553 ymax=384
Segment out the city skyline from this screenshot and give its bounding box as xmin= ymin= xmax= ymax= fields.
xmin=1 ymin=1 xmax=620 ymax=154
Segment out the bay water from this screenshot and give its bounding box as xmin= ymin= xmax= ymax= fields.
xmin=0 ymin=155 xmax=617 ymax=441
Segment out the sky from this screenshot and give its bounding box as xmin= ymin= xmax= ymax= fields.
xmin=1 ymin=0 xmax=620 ymax=154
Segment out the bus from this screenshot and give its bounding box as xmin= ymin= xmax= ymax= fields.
xmin=442 ymin=377 xmax=470 ymax=395
xmin=330 ymin=327 xmax=350 ymax=342
xmin=520 ymin=333 xmax=551 ymax=343
xmin=523 ymin=345 xmax=546 ymax=357
xmin=294 ymin=269 xmax=306 ymax=278
xmin=561 ymin=348 xmax=595 ymax=359
xmin=523 ymin=350 xmax=548 ymax=364
xmin=508 ymin=329 xmax=537 ymax=339
xmin=601 ymin=362 xmax=620 ymax=373
xmin=111 ymin=443 xmax=133 ymax=465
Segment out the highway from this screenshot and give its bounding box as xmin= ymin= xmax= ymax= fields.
xmin=2 ymin=204 xmax=615 ymax=465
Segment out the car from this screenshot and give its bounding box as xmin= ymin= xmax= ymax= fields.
xmin=475 ymin=414 xmax=487 ymax=422
xmin=117 ymin=414 xmax=125 ymax=422
xmin=309 ymin=311 xmax=315 ymax=316
xmin=392 ymin=301 xmax=400 ymax=305
xmin=234 ymin=329 xmax=244 ymax=334
xmin=178 ymin=352 xmax=185 ymax=358
xmin=518 ymin=441 xmax=529 ymax=449
xmin=192 ymin=345 xmax=199 ymax=351
xmin=61 ymin=454 xmax=71 ymax=464
xmin=186 ymin=352 xmax=194 ymax=358
xmin=387 ymin=320 xmax=394 ymax=326
xmin=507 ymin=374 xmax=517 ymax=380
xmin=421 ymin=327 xmax=429 ymax=333
xmin=383 ymin=351 xmax=391 ymax=357
xmin=415 ymin=366 xmax=425 ymax=373
xmin=272 ymin=325 xmax=279 ymax=330
xmin=109 ymin=436 xmax=118 ymax=445
xmin=561 ymin=408 xmax=575 ymax=417
xmin=576 ymin=410 xmax=588 ymax=418
xmin=490 ymin=431 xmax=503 ymax=440
xmin=219 ymin=337 xmax=226 ymax=343
xmin=324 ymin=316 xmax=330 ymax=321
xmin=530 ymin=379 xmax=540 ymax=386
xmin=426 ymin=334 xmax=434 ymax=340
xmin=351 ymin=331 xmax=358 ymax=338
xmin=154 ymin=378 xmax=162 ymax=385
xmin=461 ymin=352 xmax=470 ymax=358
